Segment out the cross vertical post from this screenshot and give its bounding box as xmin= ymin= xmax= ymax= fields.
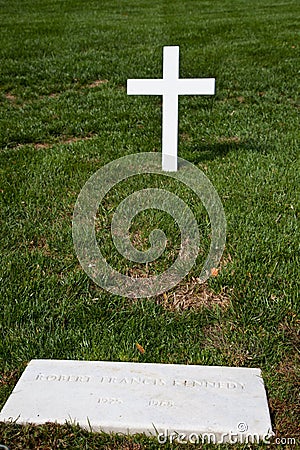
xmin=127 ymin=46 xmax=215 ymax=171
xmin=162 ymin=46 xmax=179 ymax=172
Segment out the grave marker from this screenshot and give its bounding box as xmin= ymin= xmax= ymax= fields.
xmin=127 ymin=46 xmax=215 ymax=171
xmin=0 ymin=359 xmax=273 ymax=443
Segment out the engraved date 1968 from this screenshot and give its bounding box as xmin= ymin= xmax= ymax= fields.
xmin=148 ymin=399 xmax=174 ymax=408
xmin=97 ymin=397 xmax=123 ymax=404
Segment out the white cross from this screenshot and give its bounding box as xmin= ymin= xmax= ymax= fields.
xmin=127 ymin=46 xmax=215 ymax=171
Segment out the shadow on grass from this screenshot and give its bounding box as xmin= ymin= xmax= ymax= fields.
xmin=182 ymin=139 xmax=269 ymax=164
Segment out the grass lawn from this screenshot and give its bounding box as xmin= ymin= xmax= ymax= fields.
xmin=0 ymin=0 xmax=299 ymax=448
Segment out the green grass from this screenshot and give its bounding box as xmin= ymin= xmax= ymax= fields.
xmin=0 ymin=0 xmax=299 ymax=448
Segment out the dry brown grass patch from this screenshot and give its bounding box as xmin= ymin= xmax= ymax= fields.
xmin=48 ymin=92 xmax=60 ymax=98
xmin=32 ymin=134 xmax=94 ymax=150
xmin=28 ymin=237 xmax=52 ymax=256
xmin=269 ymin=397 xmax=300 ymax=442
xmin=217 ymin=136 xmax=241 ymax=144
xmin=277 ymin=356 xmax=300 ymax=383
xmin=4 ymin=92 xmax=17 ymax=102
xmin=87 ymin=79 xmax=108 ymax=88
xmin=127 ymin=266 xmax=150 ymax=279
xmin=157 ymin=278 xmax=231 ymax=311
xmin=34 ymin=142 xmax=51 ymax=150
xmin=0 ymin=369 xmax=20 ymax=387
xmin=118 ymin=445 xmax=143 ymax=450
xmin=237 ymin=95 xmax=245 ymax=103
xmin=180 ymin=132 xmax=192 ymax=142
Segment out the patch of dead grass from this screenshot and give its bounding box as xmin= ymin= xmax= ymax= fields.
xmin=31 ymin=134 xmax=94 ymax=150
xmin=34 ymin=143 xmax=52 ymax=150
xmin=62 ymin=135 xmax=94 ymax=145
xmin=4 ymin=92 xmax=17 ymax=102
xmin=277 ymin=355 xmax=300 ymax=384
xmin=180 ymin=132 xmax=192 ymax=142
xmin=0 ymin=369 xmax=20 ymax=387
xmin=157 ymin=278 xmax=231 ymax=311
xmin=48 ymin=92 xmax=60 ymax=98
xmin=269 ymin=397 xmax=300 ymax=442
xmin=130 ymin=230 xmax=149 ymax=252
xmin=86 ymin=79 xmax=108 ymax=88
xmin=127 ymin=266 xmax=150 ymax=279
xmin=217 ymin=136 xmax=241 ymax=144
xmin=118 ymin=445 xmax=143 ymax=450
xmin=28 ymin=237 xmax=52 ymax=256
xmin=237 ymin=95 xmax=245 ymax=103
xmin=47 ymin=80 xmax=108 ymax=97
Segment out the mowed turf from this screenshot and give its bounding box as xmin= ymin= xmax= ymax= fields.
xmin=0 ymin=0 xmax=299 ymax=448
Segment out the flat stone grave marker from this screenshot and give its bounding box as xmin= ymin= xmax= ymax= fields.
xmin=0 ymin=359 xmax=273 ymax=443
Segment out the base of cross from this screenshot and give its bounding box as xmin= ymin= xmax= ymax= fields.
xmin=162 ymin=153 xmax=177 ymax=172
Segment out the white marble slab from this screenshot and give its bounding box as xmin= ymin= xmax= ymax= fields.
xmin=0 ymin=360 xmax=273 ymax=443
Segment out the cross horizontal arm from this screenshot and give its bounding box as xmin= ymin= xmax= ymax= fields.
xmin=177 ymin=78 xmax=215 ymax=95
xmin=127 ymin=78 xmax=215 ymax=96
xmin=127 ymin=79 xmax=166 ymax=95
